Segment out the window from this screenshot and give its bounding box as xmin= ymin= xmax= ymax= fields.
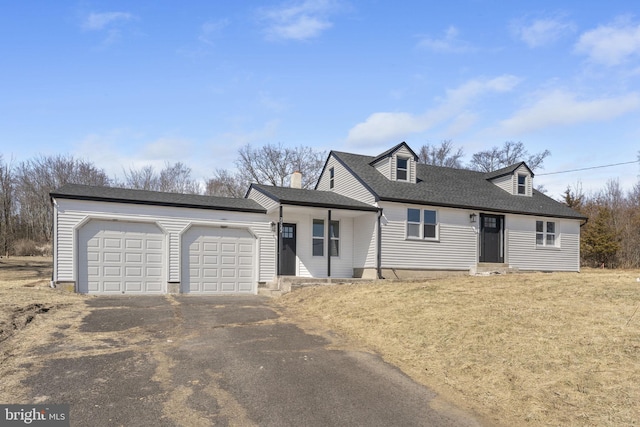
xmin=407 ymin=208 xmax=438 ymax=239
xmin=329 ymin=167 xmax=335 ymax=189
xmin=396 ymin=158 xmax=408 ymax=181
xmin=423 ymin=209 xmax=437 ymax=238
xmin=536 ymin=220 xmax=556 ymax=246
xmin=407 ymin=208 xmax=421 ymax=238
xmin=518 ymin=174 xmax=527 ymax=195
xmin=312 ymin=219 xmax=324 ymax=256
xmin=330 ymin=221 xmax=340 ymax=257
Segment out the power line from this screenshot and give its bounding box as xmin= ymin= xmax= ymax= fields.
xmin=537 ymin=160 xmax=640 ymax=176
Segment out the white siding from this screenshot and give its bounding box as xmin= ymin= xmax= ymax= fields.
xmin=53 ymin=199 xmax=276 ymax=285
xmin=380 ymin=202 xmax=477 ymax=270
xmin=246 ymin=188 xmax=278 ymax=211
xmin=492 ymin=175 xmax=513 ymax=194
xmin=372 ymin=158 xmax=391 ymax=179
xmin=353 ymin=213 xmax=377 ymax=268
xmin=505 ymin=215 xmax=580 ymax=271
xmin=280 ymin=209 xmax=355 ymax=278
xmin=317 ymin=155 xmax=377 ymax=205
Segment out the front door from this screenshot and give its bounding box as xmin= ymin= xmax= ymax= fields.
xmin=480 ymin=214 xmax=504 ymax=263
xmin=281 ymin=223 xmax=296 ymax=275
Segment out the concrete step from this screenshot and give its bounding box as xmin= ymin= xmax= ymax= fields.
xmin=470 ymin=263 xmax=519 ymax=276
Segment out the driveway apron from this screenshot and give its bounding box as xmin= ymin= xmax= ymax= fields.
xmin=22 ymin=295 xmax=483 ymax=426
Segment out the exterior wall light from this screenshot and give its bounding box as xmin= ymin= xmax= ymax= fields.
xmin=470 ymin=213 xmax=477 ymax=223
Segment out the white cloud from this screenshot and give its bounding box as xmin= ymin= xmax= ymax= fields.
xmin=199 ymin=19 xmax=229 ymax=45
xmin=512 ymin=17 xmax=575 ymax=48
xmin=417 ymin=26 xmax=470 ymax=52
xmin=258 ymin=0 xmax=341 ymax=41
xmin=575 ymin=18 xmax=640 ymax=66
xmin=347 ymin=75 xmax=520 ymax=145
xmin=82 ymin=12 xmax=133 ymax=31
xmin=497 ymin=90 xmax=640 ymax=134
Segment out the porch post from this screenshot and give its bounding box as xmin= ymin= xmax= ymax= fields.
xmin=327 ymin=209 xmax=331 ymax=278
xmin=277 ymin=206 xmax=283 ymax=276
xmin=377 ymin=208 xmax=383 ymax=279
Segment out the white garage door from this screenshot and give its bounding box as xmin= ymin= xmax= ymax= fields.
xmin=181 ymin=226 xmax=255 ymax=294
xmin=78 ymin=220 xmax=165 ymax=294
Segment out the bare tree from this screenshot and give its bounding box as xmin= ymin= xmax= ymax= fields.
xmin=468 ymin=141 xmax=550 ymax=172
xmin=0 ymin=156 xmax=15 ymax=256
xmin=236 ymin=143 xmax=325 ymax=189
xmin=417 ymin=140 xmax=464 ymax=168
xmin=205 ymin=169 xmax=247 ymax=198
xmin=122 ymin=162 xmax=201 ymax=194
xmin=15 ymin=155 xmax=110 ymax=244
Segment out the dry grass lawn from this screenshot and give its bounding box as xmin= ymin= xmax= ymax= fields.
xmin=280 ymin=270 xmax=640 ymax=427
xmin=2 ymin=259 xmax=639 ymax=425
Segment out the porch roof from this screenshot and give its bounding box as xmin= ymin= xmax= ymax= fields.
xmin=249 ymin=184 xmax=380 ymax=212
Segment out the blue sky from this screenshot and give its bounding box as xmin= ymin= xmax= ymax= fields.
xmin=2 ymin=0 xmax=639 ymax=198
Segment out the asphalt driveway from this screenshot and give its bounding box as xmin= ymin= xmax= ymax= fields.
xmin=23 ymin=295 xmax=484 ymax=426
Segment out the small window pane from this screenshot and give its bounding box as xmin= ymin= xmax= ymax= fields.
xmin=313 ymin=219 xmax=324 ymax=237
xmin=547 ymin=234 xmax=555 ymax=246
xmin=313 ymin=238 xmax=324 ymax=256
xmin=484 ymin=217 xmax=496 ymax=228
xmin=424 ymin=224 xmax=436 ymax=238
xmin=397 ymin=170 xmax=407 ymax=180
xmin=536 ymin=221 xmax=544 ymax=233
xmin=536 ymin=233 xmax=544 ymax=245
xmin=424 ymin=210 xmax=436 ymax=224
xmin=397 ymin=158 xmax=408 ymax=169
xmin=546 ymin=222 xmax=555 ymax=233
xmin=330 ymin=221 xmax=340 ymax=238
xmin=407 ymin=208 xmax=420 ymax=223
xmin=330 ymin=240 xmax=339 ymax=257
xmin=407 ymin=223 xmax=420 ymax=238
xmin=518 ymin=175 xmax=526 ymax=185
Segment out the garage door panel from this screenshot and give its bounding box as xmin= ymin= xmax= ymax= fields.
xmin=182 ymin=226 xmax=255 ymax=294
xmin=78 ymin=220 xmax=165 ymax=294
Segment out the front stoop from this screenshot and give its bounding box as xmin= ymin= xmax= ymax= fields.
xmin=470 ymin=263 xmax=519 ymax=276
xmin=258 ymin=277 xmax=376 ymax=297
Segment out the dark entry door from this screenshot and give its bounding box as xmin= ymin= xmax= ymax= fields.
xmin=480 ymin=214 xmax=504 ymax=263
xmin=281 ymin=223 xmax=296 ymax=275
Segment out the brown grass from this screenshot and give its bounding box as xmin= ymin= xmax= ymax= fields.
xmin=279 ymin=270 xmax=640 ymax=426
xmin=0 ymin=256 xmax=86 ymax=344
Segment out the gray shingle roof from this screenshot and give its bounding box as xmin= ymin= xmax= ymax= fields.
xmin=250 ymin=184 xmax=380 ymax=212
xmin=332 ymin=151 xmax=586 ymax=220
xmin=51 ymin=184 xmax=267 ymax=213
xmin=484 ymin=162 xmax=533 ymax=179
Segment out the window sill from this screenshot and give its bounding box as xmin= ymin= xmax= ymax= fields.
xmin=536 ymin=245 xmax=560 ymax=250
xmin=405 ymin=237 xmax=440 ymax=242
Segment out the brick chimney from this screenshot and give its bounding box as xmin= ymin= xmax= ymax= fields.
xmin=290 ymin=171 xmax=302 ymax=189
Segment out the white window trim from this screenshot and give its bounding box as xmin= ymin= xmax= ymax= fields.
xmin=406 ymin=208 xmax=439 ymax=241
xmin=535 ymin=220 xmax=559 ymax=248
xmin=396 ymin=157 xmax=409 ymax=182
xmin=517 ymin=174 xmax=527 ymax=195
xmin=312 ymin=219 xmax=341 ymax=257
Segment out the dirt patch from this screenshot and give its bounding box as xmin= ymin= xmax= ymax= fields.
xmin=279 ymin=269 xmax=640 ymax=427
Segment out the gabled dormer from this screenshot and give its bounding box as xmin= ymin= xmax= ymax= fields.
xmin=485 ymin=162 xmax=534 ymax=196
xmin=369 ymin=142 xmax=418 ymax=184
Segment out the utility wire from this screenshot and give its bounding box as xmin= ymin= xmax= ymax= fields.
xmin=537 ymin=160 xmax=640 ymax=176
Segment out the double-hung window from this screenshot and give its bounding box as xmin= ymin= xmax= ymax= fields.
xmin=396 ymin=158 xmax=408 ymax=181
xmin=407 ymin=208 xmax=438 ymax=239
xmin=313 ymin=219 xmax=324 ymax=256
xmin=518 ymin=174 xmax=527 ymax=195
xmin=536 ymin=220 xmax=556 ymax=246
xmin=312 ymin=219 xmax=340 ymax=256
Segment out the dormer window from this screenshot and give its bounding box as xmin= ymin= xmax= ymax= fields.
xmin=518 ymin=174 xmax=526 ymax=195
xmin=329 ymin=167 xmax=335 ymax=189
xmin=397 ymin=158 xmax=408 ymax=181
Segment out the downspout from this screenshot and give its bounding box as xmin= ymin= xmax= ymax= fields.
xmin=51 ymin=197 xmax=57 ymax=288
xmin=327 ymin=209 xmax=331 ymax=278
xmin=377 ymin=208 xmax=383 ymax=279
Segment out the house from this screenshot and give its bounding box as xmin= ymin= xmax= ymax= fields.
xmin=50 ymin=142 xmax=586 ymax=295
